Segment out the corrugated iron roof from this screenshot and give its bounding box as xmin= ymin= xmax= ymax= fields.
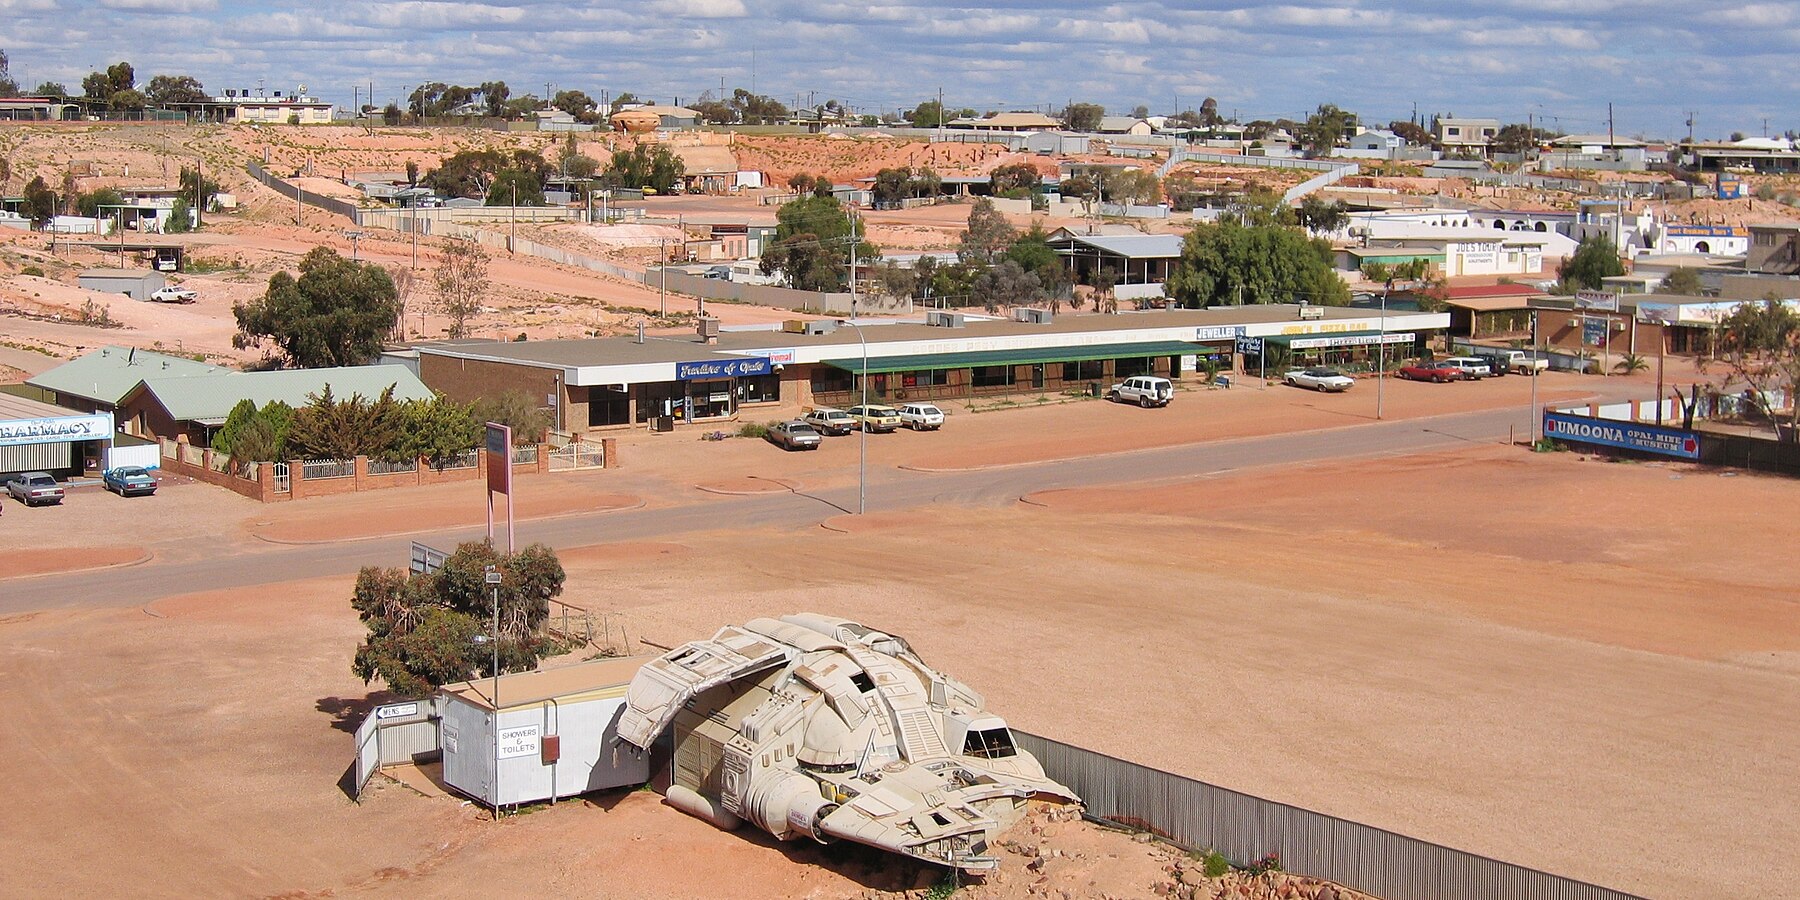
xmin=822 ymin=340 xmax=1205 ymax=375
xmin=1049 ymin=233 xmax=1185 ymax=259
xmin=125 ymin=365 xmax=435 ymax=424
xmin=27 ymin=346 xmax=230 ymax=405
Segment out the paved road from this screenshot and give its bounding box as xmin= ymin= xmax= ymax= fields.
xmin=5 ymin=402 xmax=1547 ymax=613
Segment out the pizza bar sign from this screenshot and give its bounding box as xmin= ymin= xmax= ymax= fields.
xmin=0 ymin=414 xmax=110 ymax=447
xmin=1543 ymin=412 xmax=1700 ymax=460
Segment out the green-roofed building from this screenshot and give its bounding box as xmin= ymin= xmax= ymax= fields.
xmin=26 ymin=345 xmax=231 ymax=416
xmin=118 ymin=365 xmax=436 ymax=447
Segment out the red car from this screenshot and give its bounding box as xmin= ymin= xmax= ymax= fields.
xmin=1399 ymin=361 xmax=1465 ymax=382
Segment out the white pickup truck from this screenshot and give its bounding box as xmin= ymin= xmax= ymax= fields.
xmin=1476 ymin=349 xmax=1548 ymax=375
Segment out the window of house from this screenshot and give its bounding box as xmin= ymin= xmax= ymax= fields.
xmin=971 ymin=365 xmax=1014 ymax=388
xmin=901 ymin=369 xmax=946 ymax=387
xmin=1447 ymin=127 xmax=1461 ymax=137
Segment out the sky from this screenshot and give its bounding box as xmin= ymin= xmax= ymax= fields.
xmin=2 ymin=0 xmax=1794 ymax=139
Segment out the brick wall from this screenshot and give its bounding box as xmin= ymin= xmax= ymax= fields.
xmin=419 ymin=354 xmax=563 ymax=423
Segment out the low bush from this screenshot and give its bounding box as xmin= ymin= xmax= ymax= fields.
xmin=737 ymin=421 xmax=770 ymax=439
xmin=1202 ymin=850 xmax=1231 ymax=879
xmin=20 ymin=265 xmax=45 ymax=277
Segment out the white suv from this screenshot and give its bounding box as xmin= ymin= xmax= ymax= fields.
xmin=1442 ymin=357 xmax=1493 ymax=379
xmin=1107 ymin=376 xmax=1173 ymax=408
xmin=897 ymin=402 xmax=944 ymax=430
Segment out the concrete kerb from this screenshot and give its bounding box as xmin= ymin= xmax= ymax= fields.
xmin=899 ymin=394 xmax=1601 ymax=475
xmin=247 ymin=496 xmax=648 ymax=546
xmin=692 ymin=476 xmax=801 ymax=496
xmin=0 ymin=548 xmax=155 ymax=582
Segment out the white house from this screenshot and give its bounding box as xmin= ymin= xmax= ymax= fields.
xmin=1651 ymin=223 xmax=1749 ymax=257
xmin=1098 ymin=116 xmax=1153 ymax=137
xmin=1342 ymin=129 xmax=1405 ymax=160
xmin=199 ymin=90 xmax=334 ymax=124
xmin=1436 ymin=118 xmax=1499 ymax=155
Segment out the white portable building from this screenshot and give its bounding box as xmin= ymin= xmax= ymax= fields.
xmin=435 ymin=656 xmax=650 ymax=807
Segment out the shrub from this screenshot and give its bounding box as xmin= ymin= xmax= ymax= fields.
xmin=20 ymin=265 xmax=45 ymax=277
xmin=1202 ymin=850 xmax=1231 ymax=879
xmin=737 ymin=421 xmax=770 ymax=438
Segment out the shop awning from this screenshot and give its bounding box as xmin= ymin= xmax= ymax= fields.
xmin=1261 ymin=330 xmax=1416 ymax=350
xmin=822 ymin=341 xmax=1205 ymax=375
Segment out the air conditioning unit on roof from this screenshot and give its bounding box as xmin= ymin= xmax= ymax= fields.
xmin=1012 ymin=307 xmax=1053 ymax=324
xmin=926 ymin=311 xmax=964 ymax=328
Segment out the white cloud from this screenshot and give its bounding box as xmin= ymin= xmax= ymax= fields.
xmin=648 ymin=0 xmax=747 ymax=18
xmin=96 ymin=0 xmax=218 ymax=10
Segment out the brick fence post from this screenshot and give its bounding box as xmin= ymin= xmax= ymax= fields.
xmin=537 ymin=442 xmax=550 ymax=474
xmin=602 ymin=438 xmax=618 ymax=468
xmin=288 ymin=457 xmax=306 ymax=500
xmin=354 ymin=455 xmax=369 ymax=490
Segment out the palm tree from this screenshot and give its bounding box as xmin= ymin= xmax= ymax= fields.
xmin=1613 ymin=353 xmax=1649 ymax=375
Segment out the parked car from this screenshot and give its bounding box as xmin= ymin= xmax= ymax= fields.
xmin=103 ymin=466 xmax=158 ymax=497
xmin=1282 ymin=367 xmax=1355 ymax=392
xmin=148 ymin=286 xmax=198 ymax=304
xmin=765 ymin=420 xmax=822 ymax=451
xmin=703 ymin=265 xmax=733 ymax=280
xmin=897 ymin=402 xmax=945 ymax=430
xmin=1399 ymin=361 xmax=1465 ymax=382
xmin=846 ymin=404 xmax=902 ymax=433
xmin=7 ymin=471 xmax=65 ymax=506
xmin=1442 ymin=357 xmax=1493 ymax=379
xmin=802 ymin=407 xmax=856 ymax=436
xmin=1107 ymin=375 xmax=1173 ymax=408
xmin=1473 ymin=353 xmax=1511 ymax=378
xmin=1477 ymin=349 xmax=1549 ymax=375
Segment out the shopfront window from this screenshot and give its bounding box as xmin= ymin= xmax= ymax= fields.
xmin=900 ymin=369 xmax=947 ymax=387
xmin=1062 ymin=359 xmax=1104 ymax=381
xmin=971 ymin=365 xmax=1014 ymax=388
xmin=687 ymin=380 xmax=734 ymax=419
xmin=588 ymin=387 xmax=631 ymax=427
xmin=735 ymin=373 xmax=781 ymax=404
xmin=1114 ymin=357 xmax=1153 ymax=378
xmin=636 ymin=383 xmax=684 ymax=423
xmin=812 ymin=368 xmax=854 ymax=395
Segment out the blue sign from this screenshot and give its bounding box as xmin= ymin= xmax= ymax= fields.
xmin=1582 ymin=317 xmax=1608 ymax=346
xmin=675 ymin=357 xmax=773 ymax=381
xmin=1234 ymin=335 xmax=1264 ymax=355
xmin=1543 ymin=412 xmax=1700 ymax=460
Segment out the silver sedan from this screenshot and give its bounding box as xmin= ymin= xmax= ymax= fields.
xmin=1283 ymin=367 xmax=1355 ymax=392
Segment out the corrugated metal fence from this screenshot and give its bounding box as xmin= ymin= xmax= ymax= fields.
xmin=246 ymin=161 xmax=363 ymax=222
xmin=1013 ymin=731 xmax=1644 ymax=900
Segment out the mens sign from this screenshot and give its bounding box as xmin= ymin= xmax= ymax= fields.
xmin=1544 ymin=412 xmax=1700 ymax=460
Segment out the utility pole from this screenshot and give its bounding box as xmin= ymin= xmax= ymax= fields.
xmin=936 ymin=87 xmax=943 ymax=142
xmin=194 ymin=156 xmax=203 ymax=230
xmin=509 ymin=182 xmax=517 ymax=252
xmin=658 ymin=238 xmax=667 ymax=316
xmin=1607 ymin=102 xmax=1615 ymax=155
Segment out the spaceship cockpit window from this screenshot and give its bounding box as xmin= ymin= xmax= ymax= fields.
xmin=963 ymin=728 xmax=1018 ymax=759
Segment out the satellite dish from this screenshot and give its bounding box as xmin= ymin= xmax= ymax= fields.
xmin=297 ymin=84 xmax=307 ymax=96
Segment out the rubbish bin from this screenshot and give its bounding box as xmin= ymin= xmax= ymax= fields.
xmin=651 ymin=416 xmax=675 ymax=433
xmin=1088 ymin=382 xmax=1103 ymax=398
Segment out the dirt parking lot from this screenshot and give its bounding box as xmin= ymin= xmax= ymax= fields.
xmin=3 ymin=435 xmax=1794 ymax=898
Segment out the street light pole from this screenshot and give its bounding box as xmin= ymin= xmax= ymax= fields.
xmin=484 ymin=565 xmax=502 ymax=821
xmin=1529 ymin=310 xmax=1540 ymax=444
xmin=850 ymin=216 xmax=865 ymax=515
xmin=1377 ymin=281 xmax=1390 ymax=420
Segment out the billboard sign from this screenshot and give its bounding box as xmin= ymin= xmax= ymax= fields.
xmin=1575 ymin=291 xmax=1619 ymax=311
xmin=1543 ymin=412 xmax=1699 ymax=459
xmin=485 ymin=422 xmax=512 ymax=495
xmin=1287 ymin=332 xmax=1413 ymax=350
xmin=1234 ymin=335 xmax=1264 ymax=355
xmin=675 ymin=357 xmax=773 ymax=381
xmin=1582 ymin=317 xmax=1608 ymax=346
xmin=497 ymin=724 xmax=540 ymax=759
xmin=0 ymin=413 xmax=111 ymax=448
xmin=1196 ymin=325 xmax=1247 ymax=341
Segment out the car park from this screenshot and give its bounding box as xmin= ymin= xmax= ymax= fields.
xmin=148 ymin=286 xmax=198 ymax=303
xmin=897 ymin=402 xmax=945 ymax=430
xmin=1442 ymin=357 xmax=1493 ymax=379
xmin=802 ymin=407 xmax=856 ymax=436
xmin=765 ymin=420 xmax=823 ymax=451
xmin=1477 ymin=349 xmax=1548 ymax=375
xmin=6 ymin=471 xmax=65 ymax=506
xmin=1282 ymin=367 xmax=1355 ymax=392
xmin=1107 ymin=376 xmax=1173 ymax=408
xmin=1399 ymin=361 xmax=1464 ymax=382
xmin=846 ymin=404 xmax=902 ymax=433
xmin=103 ymin=466 xmax=158 ymax=497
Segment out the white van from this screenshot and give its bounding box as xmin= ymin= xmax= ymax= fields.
xmin=1107 ymin=376 xmax=1173 ymax=408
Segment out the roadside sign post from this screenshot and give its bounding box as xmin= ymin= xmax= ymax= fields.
xmin=484 ymin=422 xmax=514 ymax=554
xmin=1235 ymin=335 xmax=1265 ymax=390
xmin=1529 ymin=311 xmax=1539 ymax=444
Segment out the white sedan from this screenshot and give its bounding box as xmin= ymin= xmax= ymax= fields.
xmin=1283 ymin=367 xmax=1355 ymax=392
xmin=148 ymin=286 xmax=198 ymax=303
